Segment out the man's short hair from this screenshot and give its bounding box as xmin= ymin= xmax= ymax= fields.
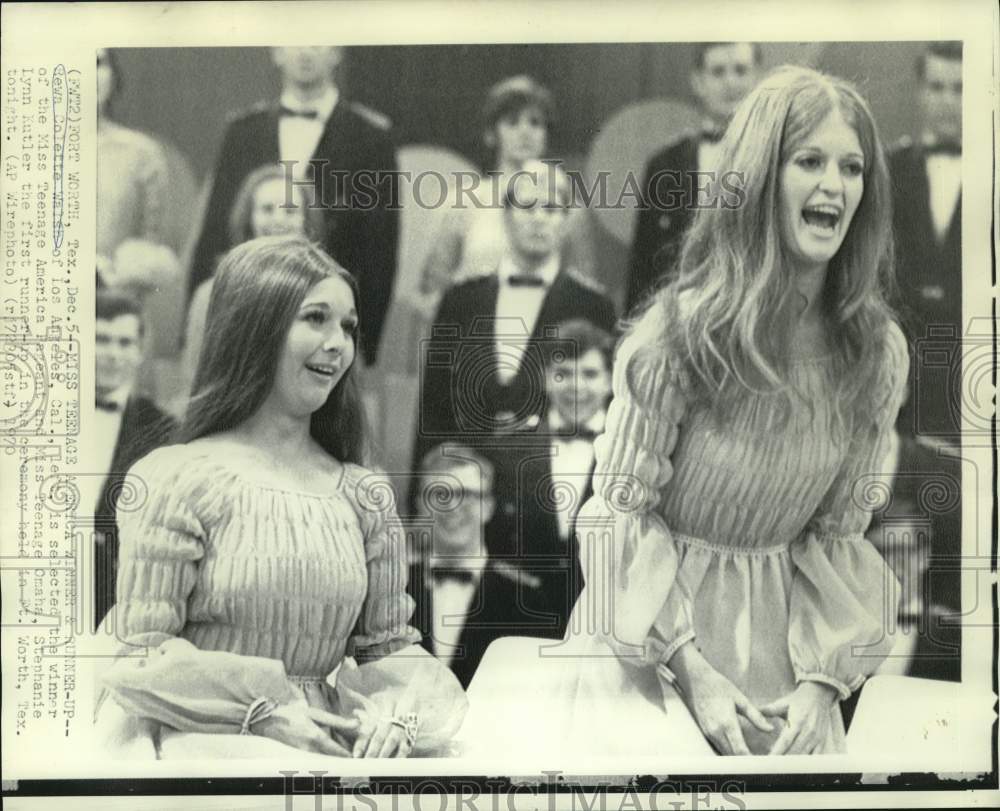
xmin=96 ymin=289 xmax=144 ymax=335
xmin=543 ymin=319 xmax=614 ymax=372
xmin=692 ymin=42 xmax=763 ymax=71
xmin=418 ymin=443 xmax=495 ymax=495
xmin=482 ymin=75 xmax=555 ymax=132
xmin=916 ymin=41 xmax=963 ymax=80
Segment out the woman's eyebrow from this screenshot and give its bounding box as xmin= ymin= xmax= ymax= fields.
xmin=794 ymin=145 xmax=865 ymax=160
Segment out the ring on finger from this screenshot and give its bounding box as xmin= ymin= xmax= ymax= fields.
xmin=389 ymin=712 xmax=419 ymax=749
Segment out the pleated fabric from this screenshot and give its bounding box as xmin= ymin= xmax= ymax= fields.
xmin=98 ymin=445 xmax=466 ymax=759
xmin=564 ymin=308 xmax=910 ymax=754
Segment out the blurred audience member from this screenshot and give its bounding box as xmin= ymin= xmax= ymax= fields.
xmin=890 ymin=41 xmax=963 ymax=392
xmin=408 ymin=445 xmax=541 ymax=689
xmin=96 ymin=47 xmax=179 ymax=296
xmin=181 ymin=164 xmax=325 ymax=393
xmin=189 ymin=47 xmax=399 ymax=365
xmin=419 ymin=75 xmax=596 ymax=302
xmin=414 ymin=161 xmax=616 ymax=468
xmin=92 ymin=290 xmax=176 ymax=627
xmin=627 ymin=42 xmax=761 ymax=312
xmin=96 ymin=47 xmax=181 ymax=402
xmin=489 ymin=319 xmax=614 ymax=638
xmin=887 ymin=41 xmax=963 ymax=682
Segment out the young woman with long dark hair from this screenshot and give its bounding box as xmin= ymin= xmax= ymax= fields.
xmin=96 ymin=235 xmax=466 ymax=759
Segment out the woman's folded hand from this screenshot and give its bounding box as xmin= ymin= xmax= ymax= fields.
xmin=761 ymin=681 xmax=837 ymax=755
xmin=338 ymin=680 xmax=414 ymax=758
xmin=669 ymin=642 xmax=773 ymax=756
xmin=255 ymin=698 xmax=358 ymax=757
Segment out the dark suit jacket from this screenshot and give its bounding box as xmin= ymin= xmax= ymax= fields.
xmin=407 ymin=558 xmax=560 ymax=689
xmin=412 ymin=266 xmax=617 ymax=468
xmin=189 ymin=100 xmax=399 ymax=365
xmin=888 ymin=139 xmax=962 ymax=440
xmin=486 ymin=430 xmax=594 ymax=639
xmin=627 ymin=135 xmax=700 ymax=314
xmin=94 ymin=396 xmax=176 ymax=627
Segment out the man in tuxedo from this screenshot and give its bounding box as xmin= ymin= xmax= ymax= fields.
xmin=413 ymin=161 xmax=616 ymax=468
xmin=189 ymin=46 xmax=398 ymax=365
xmin=890 ymin=40 xmax=963 ymax=421
xmin=887 ymin=42 xmax=963 ymax=682
xmin=627 ymin=42 xmax=761 ymax=313
xmin=407 ymin=445 xmax=544 ymax=689
xmin=489 ymin=319 xmax=614 ymax=639
xmin=93 ymin=290 xmax=176 ymax=627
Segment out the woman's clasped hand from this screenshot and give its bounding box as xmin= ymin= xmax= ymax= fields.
xmin=254 ymin=697 xmax=358 ymax=757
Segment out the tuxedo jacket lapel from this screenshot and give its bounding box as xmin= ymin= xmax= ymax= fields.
xmin=312 ymin=103 xmax=345 ymax=166
xmin=407 ymin=563 xmax=435 ymax=654
xmin=511 ymin=268 xmax=576 ymax=388
xmin=477 ymin=275 xmax=501 ymax=340
xmin=680 ymin=136 xmax=700 ymax=173
xmin=107 ymin=399 xmax=134 ymax=475
xmin=263 ymin=107 xmax=282 ymax=164
xmin=529 ymin=268 xmax=571 ymax=344
xmin=944 ymin=192 xmax=961 ymax=255
xmin=912 ymin=151 xmax=935 ymax=251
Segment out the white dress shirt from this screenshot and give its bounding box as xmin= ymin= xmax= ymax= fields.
xmin=494 ymin=254 xmax=560 ymax=384
xmin=278 ymin=86 xmax=339 ymax=181
xmin=547 ymin=408 xmax=606 ymax=542
xmin=925 ymin=151 xmax=961 ymax=244
xmin=428 ymin=556 xmax=484 ymax=666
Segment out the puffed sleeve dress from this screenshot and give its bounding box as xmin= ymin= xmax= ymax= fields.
xmin=566 ymin=303 xmax=909 ymax=754
xmin=94 ymin=444 xmax=468 ymax=759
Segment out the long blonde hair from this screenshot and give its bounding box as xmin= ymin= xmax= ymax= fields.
xmin=650 ymin=65 xmax=898 ymax=430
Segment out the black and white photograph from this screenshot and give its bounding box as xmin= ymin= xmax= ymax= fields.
xmin=1 ymin=1 xmax=996 ymax=809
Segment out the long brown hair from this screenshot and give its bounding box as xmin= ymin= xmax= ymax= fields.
xmin=179 ymin=235 xmax=369 ymax=465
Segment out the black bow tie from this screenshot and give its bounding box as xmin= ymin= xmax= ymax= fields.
xmin=925 ymin=141 xmax=961 ymax=157
xmin=280 ymin=106 xmax=319 ymax=120
xmin=96 ymin=398 xmax=120 ymax=412
xmin=432 ymin=568 xmax=476 ymax=585
xmin=507 ymin=274 xmax=546 ymax=289
xmin=701 ymin=128 xmax=724 ymax=144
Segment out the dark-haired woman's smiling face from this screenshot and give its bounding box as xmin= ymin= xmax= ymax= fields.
xmin=271 ymin=276 xmax=357 ymax=417
xmin=493 ymin=106 xmax=547 ymax=165
xmin=779 ymin=109 xmax=865 ymax=275
xmin=251 ymin=177 xmax=307 ymax=238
